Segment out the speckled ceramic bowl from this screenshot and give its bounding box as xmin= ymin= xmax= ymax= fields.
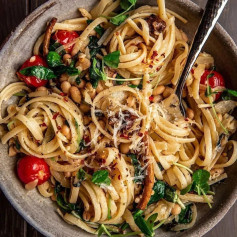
xmin=0 ymin=0 xmax=236 ymax=236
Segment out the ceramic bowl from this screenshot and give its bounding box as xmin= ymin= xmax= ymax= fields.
xmin=0 ymin=0 xmax=236 ymax=236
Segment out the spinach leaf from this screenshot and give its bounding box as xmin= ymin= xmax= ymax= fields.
xmin=92 ymin=170 xmax=111 ymax=186
xmin=133 ymin=210 xmax=154 ymax=237
xmin=54 ymin=182 xmax=64 ymax=195
xmin=148 ymin=180 xmax=165 ymax=205
xmin=88 ymin=36 xmax=102 ymax=57
xmin=47 ymin=51 xmax=63 ymax=67
xmin=164 ymin=184 xmax=177 ymax=202
xmin=54 ymin=65 xmax=80 ymax=77
xmin=20 ymin=66 xmax=56 ymax=80
xmin=87 ymin=20 xmax=105 ymax=36
xmin=178 ymin=204 xmax=193 ymax=224
xmin=128 ymin=154 xmax=144 ymax=183
xmin=89 ymin=58 xmax=106 ymax=88
xmin=104 ymin=51 xmax=120 ymax=68
xmin=15 ymin=139 xmax=21 ymax=150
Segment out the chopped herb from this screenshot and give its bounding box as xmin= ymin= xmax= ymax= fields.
xmin=92 ymin=170 xmax=111 ymax=186
xmin=104 ymin=51 xmax=120 ymax=68
xmin=180 ymin=183 xmax=193 ymax=195
xmin=77 ymin=168 xmax=87 ymax=181
xmin=20 ymin=66 xmax=56 ymax=80
xmin=110 ymin=14 xmax=129 ymax=26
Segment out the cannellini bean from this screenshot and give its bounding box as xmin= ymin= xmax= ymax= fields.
xmin=171 ymin=204 xmax=181 ymax=215
xmin=153 ymin=95 xmax=163 ymax=103
xmin=163 ymin=87 xmax=173 ymax=98
xmin=131 ymin=80 xmax=140 ymax=86
xmin=86 ymin=83 xmax=96 ymax=99
xmin=153 ymin=85 xmax=165 ymax=95
xmin=61 ymin=81 xmax=71 ymax=94
xmin=61 ymin=125 xmax=71 ymax=140
xmin=76 ymin=56 xmax=91 ymax=71
xmin=36 ymin=86 xmax=48 ymax=92
xmin=79 ymin=103 xmax=90 ymax=113
xmin=70 ymin=86 xmax=81 ymax=103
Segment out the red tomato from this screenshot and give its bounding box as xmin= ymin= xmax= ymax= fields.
xmin=17 ymin=55 xmax=48 ymax=88
xmin=200 ymin=70 xmax=225 ymax=101
xmin=52 ymin=30 xmax=79 ymax=53
xmin=17 ymin=156 xmax=50 ymax=185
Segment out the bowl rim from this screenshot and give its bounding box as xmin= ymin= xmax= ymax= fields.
xmin=0 ymin=0 xmax=236 ymax=237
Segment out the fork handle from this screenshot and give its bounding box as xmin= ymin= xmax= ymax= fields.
xmin=175 ymin=0 xmax=228 ymax=105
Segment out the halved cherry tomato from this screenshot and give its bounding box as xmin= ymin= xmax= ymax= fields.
xmin=200 ymin=70 xmax=225 ymax=101
xmin=17 ymin=156 xmax=50 ymax=185
xmin=52 ymin=30 xmax=79 ymax=53
xmin=17 ymin=55 xmax=48 ymax=88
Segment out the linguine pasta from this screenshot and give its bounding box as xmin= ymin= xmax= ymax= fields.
xmin=0 ymin=0 xmax=236 ymax=236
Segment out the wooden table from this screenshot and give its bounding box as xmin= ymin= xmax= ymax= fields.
xmin=0 ymin=0 xmax=236 ymax=236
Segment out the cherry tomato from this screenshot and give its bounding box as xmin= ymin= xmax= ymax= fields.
xmin=17 ymin=55 xmax=48 ymax=88
xmin=52 ymin=30 xmax=79 ymax=53
xmin=200 ymin=70 xmax=225 ymax=101
xmin=17 ymin=156 xmax=50 ymax=185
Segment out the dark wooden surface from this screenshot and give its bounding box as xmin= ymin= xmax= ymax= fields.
xmin=0 ymin=0 xmax=236 ymax=236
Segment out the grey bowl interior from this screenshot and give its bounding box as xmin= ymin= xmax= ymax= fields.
xmin=0 ymin=0 xmax=236 ymax=236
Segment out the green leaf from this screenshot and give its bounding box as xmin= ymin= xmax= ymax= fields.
xmin=88 ymin=36 xmax=102 ymax=57
xmin=15 ymin=139 xmax=21 ymax=150
xmin=92 ymin=170 xmax=111 ymax=186
xmin=47 ymin=51 xmax=63 ymax=67
xmin=148 ymin=180 xmax=165 ymax=205
xmin=207 ymin=73 xmax=214 ymax=79
xmin=14 ymin=92 xmax=26 ymax=97
xmin=97 ymin=224 xmax=111 ymax=237
xmin=180 ymin=183 xmax=193 ymax=195
xmin=87 ymin=20 xmax=105 ymax=36
xmin=107 ymin=195 xmax=112 ymax=220
xmin=146 ymin=213 xmax=158 ymax=229
xmin=222 ymin=89 xmax=237 ymax=100
xmin=178 ymin=204 xmax=193 ymax=224
xmin=193 ymin=169 xmax=210 ymax=184
xmin=133 ymin=210 xmax=154 ymax=237
xmin=205 ymin=85 xmax=212 ymax=97
xmin=75 ymin=77 xmax=81 ymax=85
xmin=104 ymin=51 xmax=120 ymax=68
xmin=77 ymin=168 xmax=87 ymax=181
xmin=89 ymin=58 xmax=106 ymax=88
xmin=110 ymin=14 xmax=128 ymax=26
xmin=128 ymin=154 xmax=144 ymax=183
xmin=20 ymin=66 xmax=56 ymax=80
xmin=54 ymin=65 xmax=80 ymax=76
xmin=192 ymin=169 xmax=210 ymax=195
xmin=164 ymin=184 xmax=177 ymax=203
